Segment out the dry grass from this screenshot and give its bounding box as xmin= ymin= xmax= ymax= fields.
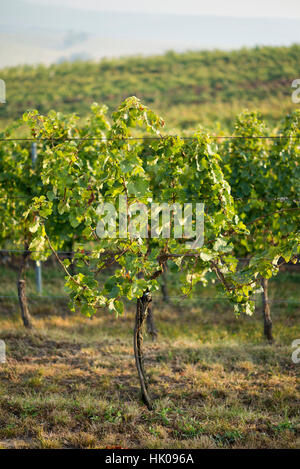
xmin=0 ymin=267 xmax=299 ymax=449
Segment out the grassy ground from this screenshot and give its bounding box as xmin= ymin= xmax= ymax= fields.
xmin=0 ymin=262 xmax=299 ymax=449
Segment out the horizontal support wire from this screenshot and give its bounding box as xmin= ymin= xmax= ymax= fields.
xmin=0 ymin=249 xmax=299 ymax=263
xmin=0 ymin=294 xmax=298 ymax=304
xmin=0 ymin=196 xmax=299 ymax=204
xmin=0 ymin=136 xmax=300 ymax=142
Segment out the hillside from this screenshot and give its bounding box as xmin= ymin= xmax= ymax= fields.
xmin=0 ymin=44 xmax=300 ymax=131
xmin=2 ymin=1 xmax=300 ymax=69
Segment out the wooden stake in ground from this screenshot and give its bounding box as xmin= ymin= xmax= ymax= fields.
xmin=17 ymin=244 xmax=32 ymax=329
xmin=261 ymin=278 xmax=273 ymax=343
xmin=146 ymin=306 xmax=158 ymax=341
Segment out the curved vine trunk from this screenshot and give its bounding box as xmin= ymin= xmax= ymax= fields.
xmin=146 ymin=305 xmax=158 ymax=341
xmin=134 ymin=292 xmax=152 ymax=409
xmin=17 ymin=244 xmax=32 ymax=329
xmin=261 ymin=278 xmax=273 ymax=343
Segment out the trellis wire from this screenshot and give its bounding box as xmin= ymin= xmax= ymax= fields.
xmin=0 ymin=248 xmax=299 ymax=264
xmin=0 ymin=294 xmax=298 ymax=304
xmin=0 ymin=135 xmax=300 ymax=142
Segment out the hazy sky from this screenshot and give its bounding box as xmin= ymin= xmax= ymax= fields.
xmin=27 ymin=0 xmax=300 ymax=19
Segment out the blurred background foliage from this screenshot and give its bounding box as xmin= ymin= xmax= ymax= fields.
xmin=0 ymin=44 xmax=299 ymax=132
